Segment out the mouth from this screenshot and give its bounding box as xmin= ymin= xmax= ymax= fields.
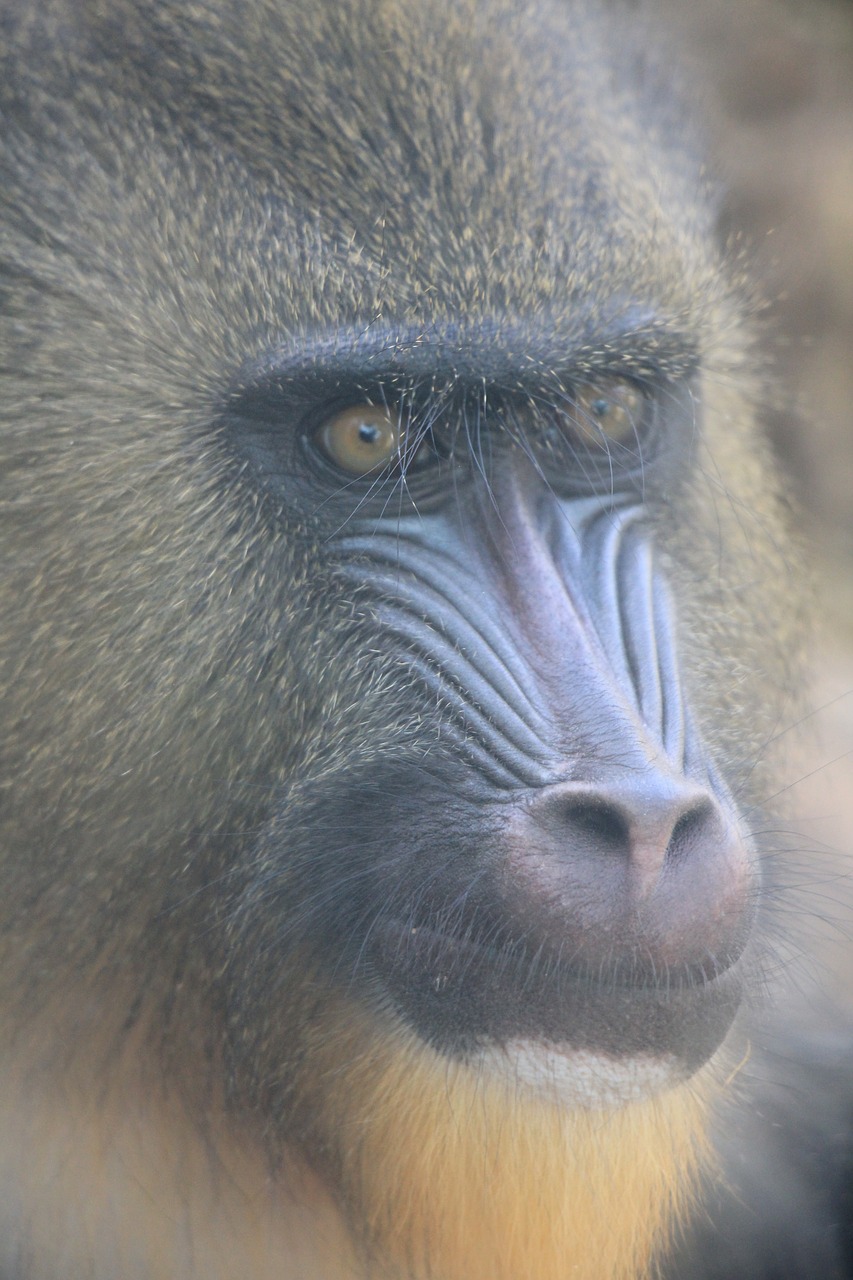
xmin=370 ymin=917 xmax=744 ymax=1078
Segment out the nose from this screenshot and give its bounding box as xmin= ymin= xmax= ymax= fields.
xmin=502 ymin=765 xmax=756 ymax=980
xmin=528 ymin=772 xmax=731 ymax=895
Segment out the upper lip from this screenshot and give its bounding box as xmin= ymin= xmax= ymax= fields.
xmin=374 ymin=915 xmax=738 ymax=993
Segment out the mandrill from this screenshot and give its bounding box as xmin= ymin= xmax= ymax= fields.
xmin=0 ymin=2 xmax=850 ymax=1279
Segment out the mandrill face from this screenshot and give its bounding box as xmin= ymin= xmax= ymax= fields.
xmin=235 ymin=377 xmax=756 ymax=1103
xmin=0 ymin=2 xmax=802 ymax=1279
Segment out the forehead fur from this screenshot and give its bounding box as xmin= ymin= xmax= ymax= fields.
xmin=3 ymin=0 xmax=719 ymax=334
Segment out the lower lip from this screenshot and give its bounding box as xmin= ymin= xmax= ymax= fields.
xmin=370 ymin=918 xmax=744 ymax=1075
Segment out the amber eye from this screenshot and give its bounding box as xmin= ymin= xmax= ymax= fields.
xmin=570 ymin=380 xmax=644 ymax=447
xmin=315 ymin=403 xmax=401 ymax=475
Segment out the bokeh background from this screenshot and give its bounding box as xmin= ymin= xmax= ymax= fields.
xmin=662 ymin=0 xmax=853 ymax=1004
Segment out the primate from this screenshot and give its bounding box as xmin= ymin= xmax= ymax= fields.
xmin=0 ymin=1 xmax=849 ymax=1278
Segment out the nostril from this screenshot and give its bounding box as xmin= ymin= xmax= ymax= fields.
xmin=560 ymin=800 xmax=629 ymax=857
xmin=666 ymin=802 xmax=718 ymax=865
xmin=527 ymin=777 xmax=743 ymax=887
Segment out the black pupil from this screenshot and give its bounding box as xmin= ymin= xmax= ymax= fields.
xmin=591 ymin=398 xmax=611 ymax=418
xmin=359 ymin=422 xmax=382 ymax=444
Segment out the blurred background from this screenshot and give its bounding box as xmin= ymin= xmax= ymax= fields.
xmin=662 ymin=0 xmax=853 ymax=1004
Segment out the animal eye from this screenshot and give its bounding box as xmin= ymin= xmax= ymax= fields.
xmin=568 ymin=379 xmax=645 ymax=447
xmin=315 ymin=404 xmax=400 ymax=475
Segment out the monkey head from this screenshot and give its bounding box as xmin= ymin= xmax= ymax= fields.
xmin=0 ymin=2 xmax=802 ymax=1279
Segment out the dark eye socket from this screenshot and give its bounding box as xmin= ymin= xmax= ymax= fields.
xmin=315 ymin=403 xmax=401 ymax=476
xmin=310 ymin=377 xmax=656 ymax=488
xmin=311 ymin=394 xmax=451 ymax=479
xmin=526 ymin=376 xmax=655 ymax=481
xmin=560 ymin=379 xmax=647 ymax=450
xmin=568 ymin=373 xmax=640 ymax=445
